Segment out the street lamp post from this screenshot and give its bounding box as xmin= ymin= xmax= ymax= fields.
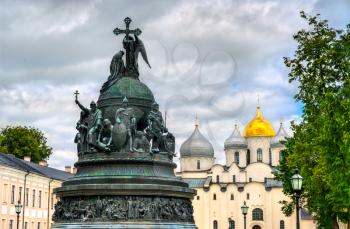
xmin=15 ymin=201 xmax=22 ymax=229
xmin=241 ymin=201 xmax=249 ymax=229
xmin=291 ymin=169 xmax=303 ymax=229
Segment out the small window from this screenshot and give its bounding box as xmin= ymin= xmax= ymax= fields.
xmin=197 ymin=160 xmax=200 ymax=169
xmin=247 ymin=149 xmax=250 ymax=165
xmin=25 ymin=188 xmax=29 ymax=206
xmin=269 ymin=148 xmax=272 ymax=165
xmin=18 ymin=187 xmax=23 ymax=203
xmin=249 ymin=177 xmax=252 ymax=182
xmin=234 ymin=151 xmax=239 ymax=165
xmin=216 ymin=175 xmax=220 ymax=183
xmin=32 ymin=190 xmax=36 ymax=207
xmin=280 ymin=220 xmax=285 ymax=229
xmin=9 ymin=219 xmax=13 ymax=229
xmin=197 ymin=196 xmax=200 ymax=200
xmin=213 ymin=194 xmax=216 ymax=200
xmin=229 ymin=219 xmax=235 ymax=229
xmin=213 ymin=220 xmax=218 ymax=229
xmin=2 ymin=184 xmax=8 ymax=203
xmin=257 ymin=148 xmax=263 ymax=162
xmin=252 ymin=208 xmax=263 ymax=221
xmin=11 ymin=185 xmax=15 ymax=204
xmin=230 ymin=194 xmax=234 ymax=200
xmin=246 ymin=193 xmax=250 ymax=200
xmin=38 ymin=191 xmax=42 ymax=208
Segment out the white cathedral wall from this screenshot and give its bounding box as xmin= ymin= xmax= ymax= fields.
xmin=179 ymin=135 xmax=320 ymax=228
xmin=245 ymin=163 xmax=274 ymax=182
xmin=211 ymin=163 xmax=247 ymax=183
xmin=225 ymin=148 xmax=247 ymax=167
xmin=191 ymin=182 xmax=316 ymax=229
xmin=246 ymin=137 xmax=271 ymax=164
xmin=180 ymin=156 xmax=214 ymax=172
xmin=271 ymin=146 xmax=284 ymax=166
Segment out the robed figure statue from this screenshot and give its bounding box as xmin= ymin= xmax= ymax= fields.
xmin=75 ymin=99 xmax=103 ymax=150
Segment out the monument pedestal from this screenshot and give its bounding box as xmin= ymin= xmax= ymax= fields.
xmin=52 ymin=149 xmax=197 ymax=228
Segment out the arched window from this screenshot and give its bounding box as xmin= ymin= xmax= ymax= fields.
xmin=197 ymin=160 xmax=200 ymax=169
xmin=280 ymin=220 xmax=285 ymax=229
xmin=229 ymin=219 xmax=235 ymax=229
xmin=234 ymin=151 xmax=239 ymax=165
xmin=216 ymin=175 xmax=220 ymax=183
xmin=269 ymin=148 xmax=272 ymax=165
xmin=230 ymin=193 xmax=234 ymax=200
xmin=252 ymin=226 xmax=262 ymax=229
xmin=247 ymin=149 xmax=250 ymax=165
xmin=213 ymin=194 xmax=216 ymax=200
xmin=213 ymin=220 xmax=218 ymax=229
xmin=257 ymin=148 xmax=263 ymax=162
xmin=279 ymin=151 xmax=284 ymax=162
xmin=252 ymin=208 xmax=263 ymax=220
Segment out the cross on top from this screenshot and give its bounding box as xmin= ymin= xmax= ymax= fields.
xmin=74 ymin=90 xmax=79 ymax=101
xmin=113 ymin=17 xmax=141 ymax=38
xmin=113 ymin=17 xmax=142 ymax=70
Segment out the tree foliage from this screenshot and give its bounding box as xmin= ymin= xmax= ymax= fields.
xmin=0 ymin=126 xmax=52 ymax=163
xmin=275 ymin=12 xmax=350 ymax=228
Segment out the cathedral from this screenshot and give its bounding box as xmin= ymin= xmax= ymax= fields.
xmin=176 ymin=103 xmax=317 ymax=229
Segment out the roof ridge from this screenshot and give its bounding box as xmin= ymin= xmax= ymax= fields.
xmin=1 ymin=153 xmax=42 ymax=174
xmin=0 ymin=153 xmax=73 ymax=181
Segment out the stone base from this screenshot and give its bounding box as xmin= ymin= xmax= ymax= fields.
xmin=52 ymin=222 xmax=197 ymax=229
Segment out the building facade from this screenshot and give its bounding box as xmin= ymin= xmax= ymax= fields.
xmin=0 ymin=153 xmax=73 ymax=229
xmin=177 ymin=104 xmax=317 ymax=229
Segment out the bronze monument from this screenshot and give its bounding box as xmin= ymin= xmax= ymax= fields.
xmin=52 ymin=17 xmax=196 ymax=229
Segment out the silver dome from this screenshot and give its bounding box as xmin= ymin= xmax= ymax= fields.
xmin=224 ymin=124 xmax=247 ymax=149
xmin=271 ymin=122 xmax=289 ymax=147
xmin=180 ymin=125 xmax=214 ymax=158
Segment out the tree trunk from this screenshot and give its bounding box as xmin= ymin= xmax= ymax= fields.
xmin=332 ymin=219 xmax=339 ymax=229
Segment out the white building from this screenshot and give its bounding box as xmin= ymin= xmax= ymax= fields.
xmin=177 ymin=104 xmax=317 ymax=229
xmin=0 ymin=153 xmax=73 ymax=229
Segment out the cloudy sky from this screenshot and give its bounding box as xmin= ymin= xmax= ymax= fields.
xmin=0 ymin=0 xmax=349 ymax=169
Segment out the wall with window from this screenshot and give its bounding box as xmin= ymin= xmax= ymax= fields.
xmin=225 ymin=148 xmax=247 ymax=167
xmin=178 ymin=159 xmax=318 ymax=229
xmin=178 ymin=125 xmax=319 ymax=229
xmin=246 ymin=137 xmax=270 ymax=164
xmin=0 ymin=164 xmax=63 ymax=229
xmin=188 ymin=180 xmax=317 ymax=229
xmin=271 ymin=145 xmax=285 ymax=167
xmin=180 ymin=156 xmax=214 ymax=172
xmin=245 ymin=163 xmax=274 ymax=183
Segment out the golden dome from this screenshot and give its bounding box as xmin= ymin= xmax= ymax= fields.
xmin=244 ymin=104 xmax=275 ymax=137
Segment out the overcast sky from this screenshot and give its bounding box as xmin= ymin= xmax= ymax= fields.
xmin=0 ymin=0 xmax=349 ymax=169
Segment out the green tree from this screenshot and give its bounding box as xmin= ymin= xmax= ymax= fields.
xmin=275 ymin=12 xmax=350 ymax=228
xmin=0 ymin=126 xmax=52 ymax=163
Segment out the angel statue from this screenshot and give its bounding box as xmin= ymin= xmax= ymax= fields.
xmin=123 ymin=34 xmax=151 ymax=76
xmin=113 ymin=17 xmax=151 ymax=79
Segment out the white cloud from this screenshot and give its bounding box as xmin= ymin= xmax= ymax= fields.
xmin=0 ymin=0 xmax=348 ymax=169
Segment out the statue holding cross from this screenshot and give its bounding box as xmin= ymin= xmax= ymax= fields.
xmin=113 ymin=17 xmax=151 ymax=77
